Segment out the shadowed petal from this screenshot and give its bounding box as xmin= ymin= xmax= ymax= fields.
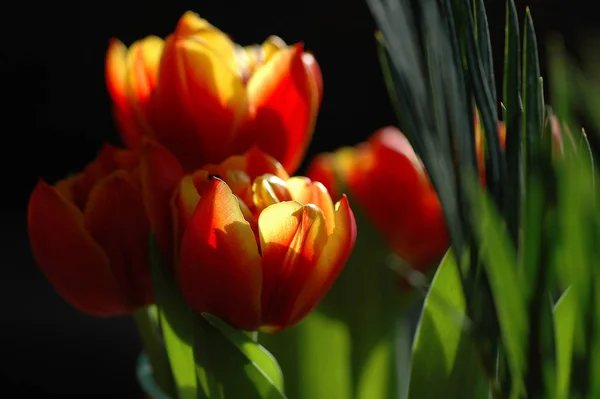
xmin=84 ymin=171 xmax=152 ymax=307
xmin=28 ymin=181 xmax=130 ymax=316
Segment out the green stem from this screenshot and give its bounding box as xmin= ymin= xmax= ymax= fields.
xmin=134 ymin=306 xmax=176 ymax=398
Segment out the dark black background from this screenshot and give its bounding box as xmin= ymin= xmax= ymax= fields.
xmin=0 ymin=0 xmax=596 ymax=396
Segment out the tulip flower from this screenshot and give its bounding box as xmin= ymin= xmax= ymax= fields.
xmin=141 ymin=142 xmax=356 ymax=332
xmin=27 ymin=145 xmax=153 ymax=316
xmin=306 ymin=127 xmax=448 ymax=272
xmin=106 ymin=11 xmax=322 ymax=174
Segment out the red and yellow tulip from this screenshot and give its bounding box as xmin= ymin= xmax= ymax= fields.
xmin=306 ymin=127 xmax=448 ymax=272
xmin=141 ymin=142 xmax=356 ymax=332
xmin=106 ymin=11 xmax=322 ymax=174
xmin=27 ymin=146 xmax=153 ymax=316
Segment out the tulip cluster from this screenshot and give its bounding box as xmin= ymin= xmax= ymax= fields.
xmin=27 ymin=11 xmax=355 ymax=334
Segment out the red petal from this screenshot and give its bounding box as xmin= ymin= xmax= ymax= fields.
xmin=245 ymin=44 xmax=319 ymax=174
xmin=178 ymin=178 xmax=262 ymax=330
xmin=83 ymin=171 xmax=152 ymax=307
xmin=28 ymin=181 xmax=130 ymax=315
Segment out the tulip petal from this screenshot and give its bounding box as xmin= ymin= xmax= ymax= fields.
xmin=28 ymin=181 xmax=130 ymax=316
xmin=302 ymin=52 xmax=323 ymax=108
xmin=261 ymin=36 xmax=287 ymax=61
xmin=285 ymin=177 xmax=336 ymax=235
xmin=174 ymin=11 xmax=214 ymax=37
xmin=151 ymin=35 xmax=205 ymax=171
xmin=140 ymin=141 xmax=185 ymax=264
xmin=245 ymin=44 xmax=319 ymax=174
xmin=84 ymin=171 xmax=152 ymax=307
xmin=258 ymin=201 xmax=328 ymax=330
xmin=178 ymin=178 xmax=262 ymax=330
xmin=178 ymin=37 xmax=248 ymax=158
xmin=127 ymin=36 xmax=164 ymax=140
xmin=106 ymin=39 xmax=129 ymax=114
xmin=106 ymin=39 xmax=145 ymax=149
xmin=286 ymin=195 xmax=356 ymax=327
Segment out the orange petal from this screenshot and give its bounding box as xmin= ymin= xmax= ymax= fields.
xmin=191 ymin=29 xmax=242 ymax=77
xmin=140 ymin=140 xmax=185 ymax=264
xmin=302 ymin=52 xmax=323 ymax=108
xmin=305 ymin=154 xmax=339 ymax=201
xmin=106 ymin=39 xmax=145 ymax=149
xmin=84 ymin=171 xmax=152 ymax=307
xmin=151 ymin=36 xmax=207 ymax=171
xmin=244 ymin=146 xmax=290 ymax=181
xmin=252 ymin=174 xmax=293 ymax=213
xmin=261 ymin=36 xmax=287 ymax=61
xmin=27 ymin=181 xmax=130 ymax=316
xmin=106 ymin=39 xmax=129 ymax=114
xmin=177 ymin=36 xmax=248 ymax=159
xmin=245 ymin=44 xmax=319 ymax=174
xmin=178 ymin=178 xmax=262 ymax=330
xmin=126 ymin=36 xmax=164 ymax=142
xmin=286 ymin=195 xmax=356 ymax=327
xmin=285 ymin=177 xmax=335 ymax=235
xmin=174 ymin=11 xmax=214 ymax=37
xmin=258 ymin=201 xmax=328 ymax=330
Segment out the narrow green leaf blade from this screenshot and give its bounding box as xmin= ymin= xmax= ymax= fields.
xmin=554 ymin=288 xmax=575 ymax=398
xmin=408 ymin=250 xmax=488 ymax=399
xmin=502 ymin=0 xmax=522 ymax=245
xmin=456 ymin=0 xmax=504 ymax=201
xmin=466 ymin=179 xmax=527 ymax=396
xmin=474 ymin=0 xmax=497 ymax=108
xmin=149 ymin=235 xmax=198 ymax=399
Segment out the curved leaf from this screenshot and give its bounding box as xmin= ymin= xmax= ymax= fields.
xmin=193 ymin=314 xmax=286 ymax=399
xmin=408 ymin=250 xmax=488 ymax=399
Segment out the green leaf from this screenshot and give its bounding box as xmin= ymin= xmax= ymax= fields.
xmin=149 ymin=235 xmax=198 ymax=399
xmin=466 ymin=179 xmax=527 ymax=397
xmin=408 ymin=250 xmax=488 ymax=399
xmin=522 ymin=8 xmax=544 ymax=178
xmin=456 ymin=0 xmax=504 ymax=201
xmin=192 ymin=314 xmax=286 ymax=399
xmin=371 ymin=0 xmax=469 ymax=263
xmin=554 ymin=288 xmax=575 ymax=398
xmin=474 ymin=0 xmax=497 ymax=109
xmin=502 ymin=0 xmax=522 ymax=245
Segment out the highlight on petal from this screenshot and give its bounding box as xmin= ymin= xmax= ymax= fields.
xmin=258 ymin=201 xmax=329 ymax=330
xmin=261 ymin=36 xmax=287 ymax=61
xmin=178 ymin=178 xmax=262 ymax=330
xmin=246 ymin=44 xmax=319 ymax=174
xmin=285 ymin=177 xmax=335 ymax=235
xmin=176 ymin=36 xmax=248 ymax=161
xmin=302 ymin=52 xmax=323 ymax=107
xmin=140 ymin=140 xmax=185 ymax=263
xmin=252 ymin=174 xmax=293 ymax=213
xmin=126 ymin=36 xmax=164 ymax=121
xmin=83 ymin=171 xmax=152 ymax=307
xmin=106 ymin=38 xmax=129 ymax=112
xmin=174 ymin=11 xmax=215 ymax=37
xmin=27 ymin=181 xmax=130 ymax=316
xmin=286 ymin=195 xmax=356 ymax=327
